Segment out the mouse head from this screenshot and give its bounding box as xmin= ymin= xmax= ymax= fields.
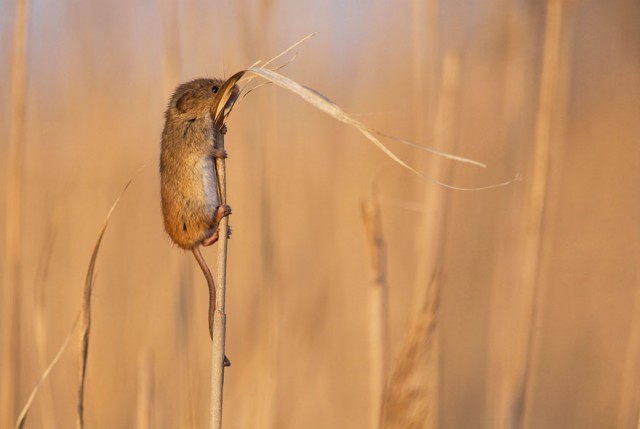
xmin=169 ymin=78 xmax=239 ymax=121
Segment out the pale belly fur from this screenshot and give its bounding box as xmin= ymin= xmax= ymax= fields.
xmin=200 ymin=156 xmax=220 ymax=211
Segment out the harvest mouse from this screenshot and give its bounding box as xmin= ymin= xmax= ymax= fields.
xmin=160 ymin=78 xmax=239 ymax=343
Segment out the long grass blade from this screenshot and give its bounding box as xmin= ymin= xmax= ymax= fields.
xmin=15 ymin=173 xmax=136 ymax=429
xmin=208 ymin=35 xmax=515 ymax=191
xmin=77 ymin=176 xmax=137 ymax=429
xmin=238 ymin=66 xmax=516 ymax=191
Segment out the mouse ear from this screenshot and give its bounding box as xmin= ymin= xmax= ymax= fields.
xmin=175 ymin=90 xmax=196 ymax=113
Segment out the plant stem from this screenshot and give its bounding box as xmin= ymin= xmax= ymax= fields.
xmin=510 ymin=1 xmax=576 ymax=427
xmin=210 ymin=129 xmax=229 ymax=429
xmin=361 ymin=198 xmax=389 ymax=429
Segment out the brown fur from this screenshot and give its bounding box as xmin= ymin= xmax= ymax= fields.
xmin=160 ymin=78 xmax=238 ymax=346
xmin=160 ymin=78 xmax=238 ymax=249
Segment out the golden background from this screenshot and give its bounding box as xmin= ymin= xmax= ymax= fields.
xmin=1 ymin=0 xmax=639 ymax=428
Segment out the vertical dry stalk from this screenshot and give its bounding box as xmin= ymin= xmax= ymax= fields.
xmin=33 ymin=222 xmax=59 ymax=428
xmin=380 ymin=270 xmax=441 ymax=429
xmin=618 ymin=272 xmax=640 ymax=428
xmin=506 ymin=1 xmax=573 ymax=428
xmin=210 ymin=129 xmax=229 ymax=429
xmin=253 ymin=7 xmax=279 ymax=427
xmin=1 ymin=1 xmax=30 ymax=428
xmin=361 ymin=199 xmax=389 ymax=429
xmin=177 ymin=260 xmax=197 ymax=428
xmin=485 ymin=5 xmax=531 ymax=428
xmin=157 ymin=0 xmax=180 ymax=96
xmin=136 ymin=350 xmax=155 ymax=429
xmin=380 ymin=53 xmax=460 ymax=429
xmin=410 ymin=0 xmax=440 ymax=144
xmin=408 ymin=51 xmax=460 ymax=315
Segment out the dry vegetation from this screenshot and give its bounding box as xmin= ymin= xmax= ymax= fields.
xmin=1 ymin=0 xmax=639 ymax=428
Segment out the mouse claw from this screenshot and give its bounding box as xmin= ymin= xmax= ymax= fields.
xmin=211 ymin=148 xmax=228 ymax=159
xmin=202 ymin=229 xmax=220 ymax=247
xmin=224 ymin=356 xmax=231 ymax=367
xmin=221 ymin=124 xmax=228 ymax=135
xmin=215 ymin=205 xmax=231 ymax=223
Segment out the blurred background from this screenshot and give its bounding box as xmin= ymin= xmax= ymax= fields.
xmin=1 ymin=0 xmax=639 ymax=428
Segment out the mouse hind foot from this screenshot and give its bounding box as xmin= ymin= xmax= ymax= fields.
xmin=202 ymin=226 xmax=232 ymax=247
xmin=201 ymin=205 xmax=232 ymax=247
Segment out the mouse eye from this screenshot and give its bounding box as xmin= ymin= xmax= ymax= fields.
xmin=212 ymin=86 xmax=219 ymax=93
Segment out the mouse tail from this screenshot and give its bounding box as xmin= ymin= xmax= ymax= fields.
xmin=192 ymin=246 xmax=215 ymax=340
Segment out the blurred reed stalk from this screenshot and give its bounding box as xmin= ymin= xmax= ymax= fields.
xmin=210 ymin=129 xmax=230 ymax=429
xmin=253 ymin=5 xmax=279 ymax=426
xmin=33 ymin=220 xmax=60 ymax=428
xmin=136 ymin=350 xmax=155 ymax=429
xmin=177 ymin=260 xmax=197 ymax=428
xmin=618 ymin=274 xmax=640 ymax=429
xmin=157 ymin=2 xmax=197 ymax=426
xmin=1 ymin=0 xmax=30 ymax=428
xmin=380 ymin=53 xmax=460 ymax=429
xmin=379 ymin=269 xmax=441 ymax=429
xmin=157 ymin=0 xmax=180 ymax=97
xmin=408 ymin=0 xmax=441 ymax=316
xmin=410 ymin=0 xmax=440 ymax=145
xmin=484 ymin=4 xmax=530 ymax=428
xmin=361 ymin=197 xmax=389 ymax=429
xmin=506 ymin=1 xmax=576 ymax=428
